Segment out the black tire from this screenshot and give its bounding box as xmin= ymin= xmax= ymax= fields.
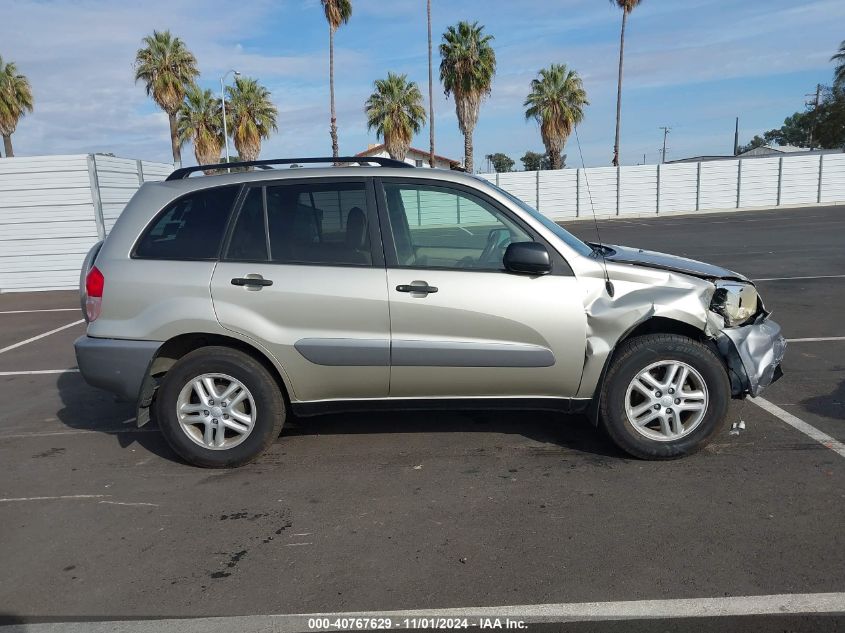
xmin=599 ymin=334 xmax=730 ymax=460
xmin=155 ymin=346 xmax=285 ymax=468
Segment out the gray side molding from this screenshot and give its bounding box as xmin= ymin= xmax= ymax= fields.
xmin=295 ymin=338 xmax=390 ymax=366
xmin=392 ymin=340 xmax=555 ymax=368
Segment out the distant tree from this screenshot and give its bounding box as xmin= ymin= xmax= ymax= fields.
xmin=524 ymin=63 xmax=587 ymax=169
xmin=440 ymin=21 xmax=496 ymax=172
xmin=485 ymin=152 xmax=514 ymax=173
xmin=748 ymin=87 xmax=845 ymax=150
xmin=0 ymin=55 xmax=34 ymax=158
xmin=521 ymin=150 xmax=550 ymax=171
xmin=811 ymin=86 xmax=845 ymax=148
xmin=322 ymin=0 xmax=352 ymax=158
xmin=134 ymin=30 xmax=199 ymax=167
xmin=833 ymin=40 xmax=845 ymax=89
xmin=737 ymin=135 xmax=767 ymax=154
xmin=225 ymin=76 xmax=278 ymax=162
xmin=177 ymin=86 xmax=223 ymax=171
xmin=762 ymin=111 xmax=813 ymax=147
xmin=365 ymin=72 xmax=426 ymax=162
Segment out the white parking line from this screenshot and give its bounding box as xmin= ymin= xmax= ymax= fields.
xmin=9 ymin=592 xmax=844 ymax=632
xmin=296 ymin=592 xmax=845 ymax=622
xmin=0 ymin=369 xmax=79 ymax=376
xmin=0 ymin=495 xmax=107 ymax=503
xmin=786 ymin=336 xmax=845 ymax=343
xmin=751 ymin=397 xmax=845 ymax=459
xmin=756 ymin=274 xmax=845 ymax=281
xmin=0 ymin=319 xmax=84 ymax=354
xmin=0 ymin=428 xmax=157 ymax=440
xmin=0 ymin=308 xmax=78 ymax=314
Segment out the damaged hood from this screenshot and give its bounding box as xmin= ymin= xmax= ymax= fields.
xmin=594 ymin=243 xmax=749 ymax=282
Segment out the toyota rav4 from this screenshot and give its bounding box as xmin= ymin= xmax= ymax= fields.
xmin=74 ymin=157 xmax=785 ymax=467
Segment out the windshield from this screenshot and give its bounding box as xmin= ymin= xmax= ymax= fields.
xmin=483 ymin=179 xmax=594 ymax=257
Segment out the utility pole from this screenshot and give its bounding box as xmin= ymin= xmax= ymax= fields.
xmin=734 ymin=117 xmax=740 ymax=156
xmin=805 ymin=84 xmax=822 ymax=149
xmin=659 ymin=126 xmax=671 ymax=163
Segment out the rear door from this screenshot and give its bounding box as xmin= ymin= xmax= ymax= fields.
xmin=210 ymin=177 xmax=391 ymax=402
xmin=376 ymin=178 xmax=587 ymax=399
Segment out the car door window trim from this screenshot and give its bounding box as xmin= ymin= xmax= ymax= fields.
xmin=373 ymin=177 xmax=573 ymax=276
xmin=221 ymin=176 xmax=385 ymax=268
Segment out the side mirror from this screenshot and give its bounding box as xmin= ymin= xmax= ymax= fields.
xmin=503 ymin=242 xmax=551 ymax=275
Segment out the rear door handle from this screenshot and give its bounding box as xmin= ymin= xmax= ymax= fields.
xmin=231 ymin=276 xmax=273 ymax=287
xmin=396 ymin=283 xmax=438 ymax=294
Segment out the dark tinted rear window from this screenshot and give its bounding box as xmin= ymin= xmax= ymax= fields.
xmin=135 ymin=185 xmax=240 ymax=260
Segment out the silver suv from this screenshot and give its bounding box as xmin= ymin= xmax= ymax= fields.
xmin=74 ymin=157 xmax=786 ymax=467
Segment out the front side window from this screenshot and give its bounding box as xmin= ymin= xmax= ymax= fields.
xmin=225 ymin=181 xmax=373 ymax=266
xmin=382 ymin=182 xmax=532 ymax=270
xmin=135 ymin=185 xmax=239 ymax=260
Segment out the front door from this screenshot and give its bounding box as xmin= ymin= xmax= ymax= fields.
xmin=211 ymin=178 xmax=390 ymax=403
xmin=377 ymin=179 xmax=587 ymax=399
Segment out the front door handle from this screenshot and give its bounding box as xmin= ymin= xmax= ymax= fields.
xmin=231 ymin=276 xmax=273 ymax=288
xmin=396 ymin=282 xmax=438 ymax=294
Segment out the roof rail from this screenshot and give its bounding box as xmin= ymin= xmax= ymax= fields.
xmin=165 ymin=156 xmax=413 ymax=181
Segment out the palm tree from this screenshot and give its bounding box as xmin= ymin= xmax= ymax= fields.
xmin=225 ymin=76 xmax=278 ymax=162
xmin=321 ymin=0 xmax=352 ymax=159
xmin=134 ymin=30 xmax=199 ymax=167
xmin=177 ymin=86 xmax=224 ymax=172
xmin=427 ymin=0 xmax=435 ymax=168
xmin=440 ymin=21 xmax=496 ymax=173
xmin=610 ymin=0 xmax=642 ymax=166
xmin=0 ymin=56 xmax=34 ymax=158
xmin=832 ymin=40 xmax=845 ymax=89
xmin=365 ymin=72 xmax=427 ymax=162
xmin=524 ymin=64 xmax=588 ymax=170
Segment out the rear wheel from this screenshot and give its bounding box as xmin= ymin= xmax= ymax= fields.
xmin=156 ymin=346 xmax=285 ymax=468
xmin=599 ymin=334 xmax=730 ymax=460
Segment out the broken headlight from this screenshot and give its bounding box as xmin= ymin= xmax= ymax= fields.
xmin=710 ymin=281 xmax=759 ymax=327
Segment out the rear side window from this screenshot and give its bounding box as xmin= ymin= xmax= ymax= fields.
xmin=135 ymin=185 xmax=240 ymax=260
xmin=225 ymin=181 xmax=372 ymax=266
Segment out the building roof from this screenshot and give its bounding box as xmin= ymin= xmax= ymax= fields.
xmin=668 ymin=146 xmax=844 ymax=163
xmin=355 ymin=143 xmax=461 ymax=166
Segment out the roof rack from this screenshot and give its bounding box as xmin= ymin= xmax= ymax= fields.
xmin=166 ymin=156 xmax=413 ymax=181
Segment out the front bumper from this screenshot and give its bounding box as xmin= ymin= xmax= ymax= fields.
xmin=716 ymin=316 xmax=786 ymax=397
xmin=74 ymin=336 xmax=162 ymax=402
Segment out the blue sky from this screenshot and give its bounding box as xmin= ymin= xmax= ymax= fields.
xmin=3 ymin=0 xmax=845 ymax=169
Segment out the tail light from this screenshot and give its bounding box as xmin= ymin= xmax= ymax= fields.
xmin=85 ymin=265 xmax=104 ymax=322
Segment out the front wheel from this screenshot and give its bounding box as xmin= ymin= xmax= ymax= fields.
xmin=599 ymin=334 xmax=730 ymax=460
xmin=156 ymin=346 xmax=285 ymax=468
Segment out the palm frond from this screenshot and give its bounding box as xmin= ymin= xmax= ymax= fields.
xmin=439 ymin=21 xmax=496 ymax=137
xmin=225 ymin=76 xmax=279 ymax=162
xmin=833 ymin=40 xmax=845 ymax=88
xmin=364 ymin=72 xmax=426 ymax=161
xmin=321 ymin=0 xmax=352 ymax=31
xmin=523 ymin=63 xmax=588 ymax=169
xmin=0 ymin=55 xmax=35 ymax=136
xmin=134 ymin=30 xmax=199 ymax=115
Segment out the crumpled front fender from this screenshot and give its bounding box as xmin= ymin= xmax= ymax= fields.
xmin=715 ymin=314 xmax=786 ymax=397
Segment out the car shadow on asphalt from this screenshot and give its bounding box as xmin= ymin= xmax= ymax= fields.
xmin=54 ymin=371 xmax=180 ymax=462
xmin=284 ymin=409 xmax=626 ymax=459
xmin=54 ymin=371 xmax=625 ymax=465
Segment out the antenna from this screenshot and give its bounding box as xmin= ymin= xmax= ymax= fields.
xmin=573 ymin=126 xmax=614 ymax=297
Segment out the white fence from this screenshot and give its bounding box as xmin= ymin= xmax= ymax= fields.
xmin=0 ymin=154 xmax=171 ymax=292
xmin=2 ymin=152 xmax=844 ymax=293
xmin=479 ymin=152 xmax=845 ymax=220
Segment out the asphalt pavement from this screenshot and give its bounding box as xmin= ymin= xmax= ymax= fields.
xmin=0 ymin=205 xmax=843 ymax=632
